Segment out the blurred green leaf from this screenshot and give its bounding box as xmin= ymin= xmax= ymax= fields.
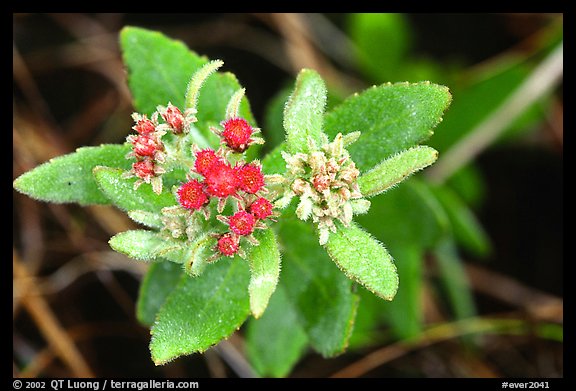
xmin=137 ymin=261 xmax=183 ymax=326
xmin=348 ymin=13 xmax=412 ymax=83
xmin=324 ymin=82 xmax=451 ymax=172
xmin=284 ymin=69 xmax=327 ymax=154
xmin=430 ymin=57 xmax=549 ymax=153
xmin=13 ymin=144 xmax=131 ymax=206
xmin=431 ymin=185 xmax=491 ymax=257
xmin=246 ymin=285 xmax=309 ymax=377
xmin=150 ymin=259 xmax=250 ymax=365
xmin=279 ymin=218 xmax=359 ymax=357
xmin=379 ymin=244 xmax=423 ymax=338
xmin=356 ymin=178 xmax=449 ymax=249
xmin=263 ymin=86 xmax=292 ymax=151
xmin=93 ymin=166 xmax=176 ymax=213
xmin=433 ymin=238 xmax=477 ymax=320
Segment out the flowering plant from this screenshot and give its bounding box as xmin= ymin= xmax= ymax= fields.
xmin=13 ymin=27 xmax=451 ymax=369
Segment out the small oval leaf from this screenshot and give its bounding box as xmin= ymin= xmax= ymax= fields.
xmin=109 ymin=230 xmax=183 ymax=262
xmin=324 ymin=82 xmax=451 ymax=172
xmin=324 ymin=222 xmax=399 ymax=301
xmin=247 ymin=228 xmax=281 ymax=318
xmin=284 ymin=69 xmax=327 ymax=154
xmin=150 ymin=259 xmax=251 ymax=365
xmin=13 ymin=144 xmax=131 ymax=205
xmin=93 ymin=166 xmax=176 ymax=213
xmin=358 ymin=145 xmax=438 ymax=198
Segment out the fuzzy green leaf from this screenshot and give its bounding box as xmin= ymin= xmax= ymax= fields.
xmin=120 ymin=26 xmax=206 ymax=116
xmin=284 ymin=69 xmax=327 ymax=154
xmin=324 ymin=222 xmax=398 ymax=301
xmin=324 ymin=82 xmax=451 ymax=172
xmin=183 ymin=233 xmax=217 ymax=277
xmin=279 ymin=218 xmax=358 ymax=357
xmin=358 ymin=145 xmax=438 ymax=198
xmin=127 ymin=210 xmax=164 ymax=229
xmin=150 ymin=259 xmax=251 ymax=365
xmin=137 ymin=261 xmax=183 ymax=326
xmin=246 ymin=285 xmax=308 ymax=377
xmin=93 ymin=166 xmax=176 ymax=213
xmin=246 ymin=228 xmax=281 ymax=318
xmin=109 ymin=230 xmax=183 ymax=262
xmin=13 ymin=144 xmax=131 ymax=205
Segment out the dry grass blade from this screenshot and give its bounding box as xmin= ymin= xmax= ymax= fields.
xmin=13 ymin=249 xmax=95 ymax=377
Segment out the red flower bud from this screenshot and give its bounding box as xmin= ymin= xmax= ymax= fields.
xmin=236 ymin=163 xmax=264 ymax=194
xmin=161 ymin=104 xmax=184 ymax=134
xmin=222 ymin=117 xmax=253 ymax=152
xmin=133 ymin=117 xmax=156 ymax=135
xmin=177 ymin=179 xmax=209 ymax=210
xmin=132 ymin=159 xmax=156 ymax=180
xmin=228 ymin=211 xmax=256 ymax=236
xmin=132 ymin=134 xmax=161 ymax=157
xmin=204 ymin=161 xmax=240 ymax=198
xmin=194 ymin=149 xmax=222 ymax=177
xmin=217 ymin=233 xmax=240 ymax=257
xmin=249 ymin=197 xmax=273 ymax=220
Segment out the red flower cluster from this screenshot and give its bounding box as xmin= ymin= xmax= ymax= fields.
xmin=125 ymin=114 xmax=166 ymax=188
xmin=175 ymin=118 xmax=275 ymax=258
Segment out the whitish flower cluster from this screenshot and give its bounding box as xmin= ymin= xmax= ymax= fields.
xmin=277 ymin=132 xmax=371 ymax=245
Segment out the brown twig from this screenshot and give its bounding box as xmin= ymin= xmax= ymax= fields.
xmin=13 ymin=249 xmax=95 ymax=377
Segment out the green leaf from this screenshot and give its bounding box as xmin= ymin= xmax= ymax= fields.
xmin=429 ymin=57 xmax=549 ymax=153
xmin=246 ymin=228 xmax=281 ymax=318
xmin=348 ymin=13 xmax=412 ymax=83
xmin=13 ymin=144 xmax=131 ymax=205
xmin=324 ymin=82 xmax=452 ymax=172
xmin=324 ymin=222 xmax=398 ymax=301
xmin=378 ymin=244 xmax=423 ymax=338
xmin=120 ymin=26 xmax=206 ymax=116
xmin=283 ymin=69 xmax=327 ymax=154
xmin=109 ymin=230 xmax=183 ymax=262
xmin=356 ymin=178 xmax=449 ymax=249
xmin=263 ymin=86 xmax=293 ymax=151
xmin=433 ymin=237 xmax=477 ymax=321
xmin=358 ymin=146 xmax=438 ymax=198
xmin=183 ymin=233 xmax=217 ymax=277
xmin=93 ymin=166 xmax=176 ymax=213
xmin=246 ymin=285 xmax=308 ymax=377
xmin=261 ymin=143 xmax=287 ymax=175
xmin=431 ymin=185 xmax=491 ymax=257
xmin=137 ymin=261 xmax=183 ymax=326
xmin=127 ymin=210 xmax=164 ymax=229
xmin=150 ymin=259 xmax=251 ymax=365
xmin=279 ymin=218 xmax=358 ymax=357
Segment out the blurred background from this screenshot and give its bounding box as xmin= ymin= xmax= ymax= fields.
xmin=13 ymin=13 xmax=562 ymax=378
